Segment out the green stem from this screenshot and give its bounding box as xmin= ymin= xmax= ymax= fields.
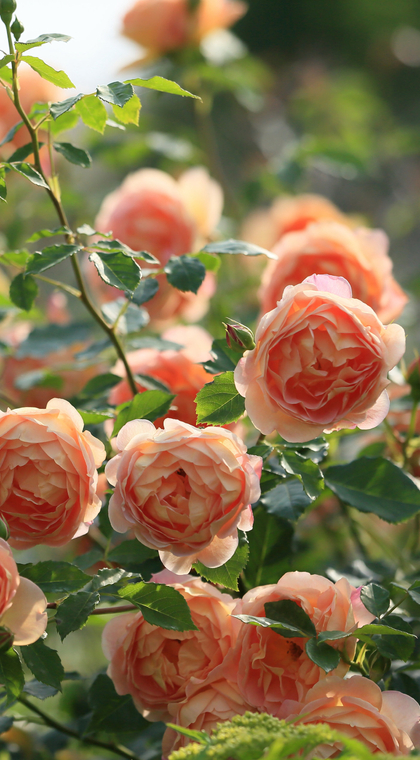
xmin=33 ymin=273 xmax=81 ymax=298
xmin=17 ymin=695 xmax=141 ymax=760
xmin=46 ymin=602 xmax=137 ymax=615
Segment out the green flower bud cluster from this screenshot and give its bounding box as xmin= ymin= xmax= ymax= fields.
xmin=0 ymin=0 xmax=17 ymax=25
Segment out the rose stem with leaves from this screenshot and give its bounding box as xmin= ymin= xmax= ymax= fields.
xmin=3 ymin=16 xmax=138 ymax=397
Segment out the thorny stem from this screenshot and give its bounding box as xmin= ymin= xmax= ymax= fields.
xmin=4 ymin=24 xmax=138 ymax=398
xmin=17 ymin=695 xmax=141 ymax=760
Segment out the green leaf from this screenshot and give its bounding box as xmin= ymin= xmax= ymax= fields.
xmin=129 ymin=278 xmax=159 ymax=306
xmin=112 ymin=390 xmax=176 ymax=437
xmin=49 ymin=108 xmax=79 ymax=135
xmin=25 ymin=244 xmax=81 ymax=275
xmin=112 ymin=94 xmax=141 ymax=125
xmin=371 ymin=616 xmax=415 ymax=661
xmin=20 ymin=640 xmax=64 ymax=691
xmin=16 ymin=322 xmax=91 ymax=358
xmin=195 ymin=371 xmax=245 ymax=425
xmin=23 ymin=680 xmax=58 ymax=700
xmin=50 ymin=94 xmax=83 ymax=120
xmin=0 ymin=54 xmax=14 ymax=69
xmin=89 ymin=251 xmax=142 ymax=295
xmin=72 ymin=549 xmax=103 ymax=571
xmin=244 ymin=508 xmax=294 ymax=588
xmin=18 ymin=561 xmax=91 ymax=594
xmin=76 ymin=95 xmax=107 ymax=133
xmin=201 ymin=238 xmax=277 ymax=259
xmin=265 ymin=600 xmax=317 ymax=637
xmin=16 ymin=33 xmax=71 ymax=53
xmin=357 ymin=622 xmax=416 ymax=641
xmin=164 ymin=255 xmax=206 ymax=293
xmin=260 ymin=477 xmax=312 ymax=521
xmin=92 ymin=239 xmax=159 ymax=265
xmin=1 ymin=250 xmax=31 ymax=266
xmin=193 ymin=536 xmax=249 ymax=591
xmin=318 ymin=630 xmax=353 ymax=643
xmin=0 ymin=716 xmax=13 ymax=732
xmin=126 ymin=336 xmax=182 ymax=352
xmin=53 ymin=142 xmax=91 ymax=168
xmin=0 ymin=649 xmax=24 ymax=700
xmin=21 ymin=56 xmax=75 ymax=88
xmin=7 ymin=162 xmax=49 ymax=188
xmin=194 ymin=251 xmax=221 ymax=272
xmin=201 ymin=339 xmax=238 ymax=374
xmin=126 ymin=76 xmax=200 ymax=99
xmin=7 ymin=141 xmax=42 ymax=163
xmin=14 ymin=369 xmax=63 ymax=392
xmin=107 ymin=541 xmax=158 ymax=572
xmin=305 ymin=639 xmax=341 ymax=673
xmin=0 ymin=121 xmax=23 ymax=148
xmin=76 ymin=224 xmax=97 ymax=236
xmin=79 ymin=372 xmax=121 ymax=398
xmin=9 ymin=272 xmax=38 ymax=311
xmin=87 ymin=674 xmax=148 ymax=734
xmin=0 ymin=170 xmax=6 ymax=202
xmin=324 ymin=457 xmax=420 ymax=523
xmin=0 ymin=65 xmax=12 ymax=85
xmin=83 ymin=568 xmax=129 ymax=593
xmin=97 ymin=82 xmax=134 ymax=108
xmin=78 ymin=410 xmax=113 ymax=425
xmin=360 ymin=583 xmax=390 ymax=618
xmin=118 ymin=582 xmax=197 ymax=631
xmin=56 ymin=591 xmax=100 ymax=640
xmin=280 ymin=451 xmax=324 ymax=501
xmin=26 ymin=226 xmax=70 ymax=242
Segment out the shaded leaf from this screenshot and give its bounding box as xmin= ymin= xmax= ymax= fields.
xmin=20 ymin=640 xmax=64 ymax=691
xmin=9 ymin=273 xmax=38 ymax=311
xmin=23 ymin=680 xmax=58 ymax=700
xmin=79 ymin=373 xmax=121 ymax=398
xmin=360 ymin=583 xmax=390 ymax=618
xmin=0 ymin=121 xmax=23 ymax=148
xmin=164 ymin=255 xmax=206 ymax=293
xmin=305 ymin=639 xmax=341 ymax=672
xmin=50 ymin=94 xmax=83 ymax=120
xmin=97 ymin=82 xmax=134 ymax=108
xmin=87 ymin=674 xmax=148 ymax=734
xmin=93 ymin=239 xmax=159 ymax=265
xmin=18 ymin=561 xmax=91 ymax=593
xmin=53 ymin=142 xmax=91 ymax=168
xmin=265 ymin=599 xmax=317 ymax=637
xmin=26 ymin=226 xmax=70 ymax=242
xmin=129 ymin=278 xmax=159 ymax=306
xmin=260 ymin=477 xmax=312 ymax=521
xmin=280 ymin=451 xmax=324 ymax=501
xmin=0 ymin=649 xmax=24 ymax=699
xmin=201 ymin=339 xmax=238 ymax=374
xmin=56 ymin=591 xmax=100 ymax=640
xmin=26 ymin=244 xmax=81 ymax=275
xmin=108 ymin=541 xmax=158 ymax=571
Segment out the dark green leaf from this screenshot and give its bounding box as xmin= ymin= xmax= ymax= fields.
xmin=0 ymin=649 xmax=24 ymax=699
xmin=318 ymin=630 xmax=353 ymax=642
xmin=9 ymin=272 xmax=38 ymax=311
xmin=26 ymin=244 xmax=81 ymax=275
xmin=89 ymin=252 xmax=142 ymax=295
xmin=87 ymin=674 xmax=147 ymax=734
xmin=112 ymin=94 xmax=141 ymax=125
xmin=72 ymin=549 xmax=103 ymax=571
xmin=8 ymin=162 xmax=49 ymax=188
xmin=18 ymin=561 xmax=91 ymax=594
xmin=53 ymin=142 xmax=91 ymax=168
xmin=16 ymin=34 xmax=71 ymax=53
xmin=202 ymin=339 xmax=238 ymax=374
xmin=112 ymin=390 xmax=175 ymax=437
xmin=16 ymin=322 xmax=91 ymax=358
xmin=201 ymin=238 xmax=277 ymax=259
xmin=265 ymin=599 xmax=317 ymax=637
xmin=195 ymin=371 xmax=245 ymax=425
xmin=282 ymin=438 xmax=329 ymax=464
xmin=20 ymin=640 xmax=64 ymax=691
xmin=118 ymin=582 xmax=197 ymax=631
xmin=0 ymin=121 xmax=23 ymax=148
xmin=244 ymin=508 xmax=294 ymax=588
xmin=372 ymin=616 xmax=415 ymax=661
xmin=129 ymin=279 xmax=159 ymax=306
xmin=97 ymin=82 xmax=134 ymax=108
xmin=79 ymin=373 xmax=121 ymax=398
xmin=260 ymin=477 xmax=312 ymax=521
xmin=324 ymin=457 xmax=420 ymax=523
xmin=74 ymin=338 xmax=112 ymax=360
xmin=107 ymin=541 xmax=158 ymax=571
xmin=126 ymin=76 xmax=199 ymax=99
xmin=193 ymin=535 xmax=249 ymax=591
xmin=360 ymin=583 xmax=390 ymax=618
xmin=101 ymin=300 xmax=149 ymax=334
xmin=0 ymin=716 xmax=13 ymax=731
xmin=280 ymin=451 xmax=324 ymax=501
xmin=23 ymin=680 xmax=58 ymax=700
xmin=305 ymin=639 xmax=341 ymax=672
xmin=76 ymin=95 xmax=107 ymax=133
xmin=26 ymin=226 xmax=70 ymax=242
xmin=50 ymin=94 xmax=83 ymax=120
xmin=83 ymin=568 xmax=129 ymax=593
xmin=134 ymin=373 xmax=171 ymax=393
xmin=56 ymin=591 xmax=100 ymax=640
xmin=7 ymin=141 xmax=42 ymax=163
xmin=92 ymin=239 xmax=159 ymax=265
xmin=21 ymin=56 xmax=75 ymax=88
xmin=164 ymin=255 xmax=206 ymax=294
xmin=126 ymin=337 xmax=182 ymax=352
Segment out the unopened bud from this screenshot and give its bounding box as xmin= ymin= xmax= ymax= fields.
xmin=11 ymin=17 xmax=24 ymax=40
xmin=0 ymin=0 xmax=17 ymax=24
xmin=0 ymin=517 xmax=10 ymax=541
xmin=224 ymin=321 xmax=255 ymax=353
xmin=0 ymin=627 xmax=14 ymax=653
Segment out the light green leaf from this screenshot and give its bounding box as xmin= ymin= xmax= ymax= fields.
xmin=193 ymin=535 xmax=249 ymax=591
xmin=126 ymin=76 xmax=200 ymax=99
xmin=0 ymin=55 xmax=14 ymax=69
xmin=112 ymin=94 xmax=141 ymax=125
xmin=21 ymin=56 xmax=75 ymax=88
xmin=112 ymin=390 xmax=175 ymax=437
xmin=195 ymin=371 xmax=245 ymax=425
xmin=26 ymin=226 xmax=70 ymax=242
xmin=76 ymin=94 xmax=107 ymax=133
xmin=201 ymin=238 xmax=277 ymax=259
xmin=16 ymin=33 xmax=71 ymax=53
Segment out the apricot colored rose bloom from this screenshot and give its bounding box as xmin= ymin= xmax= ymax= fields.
xmin=278 ymin=676 xmax=420 ymax=756
xmin=259 ymin=222 xmax=408 ymax=324
xmin=102 ymin=571 xmax=241 ymax=722
xmin=0 ymin=538 xmax=47 ymax=645
xmin=229 ymin=571 xmax=374 ymax=714
xmin=109 ymin=326 xmax=213 ymax=427
xmin=105 ymin=419 xmax=261 ymax=573
xmin=235 ymin=274 xmax=406 ymax=442
xmin=0 ymin=399 xmax=106 ymax=549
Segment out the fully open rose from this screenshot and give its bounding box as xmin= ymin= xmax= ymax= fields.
xmin=105 ymin=419 xmax=261 ymax=573
xmin=0 ymin=538 xmax=47 ymax=645
xmin=235 ymin=274 xmax=406 ymax=442
xmin=228 ymin=571 xmax=374 ymax=715
xmin=277 ymin=676 xmax=420 ymax=756
xmin=259 ymin=222 xmax=407 ymax=324
xmin=0 ymin=399 xmax=105 ymax=548
xmin=102 ymin=571 xmax=242 ymax=722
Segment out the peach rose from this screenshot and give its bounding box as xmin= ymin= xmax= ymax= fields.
xmin=122 ymin=0 xmax=246 ymax=54
xmin=109 ymin=326 xmax=213 ymax=427
xmin=235 ymin=274 xmax=406 ymax=442
xmin=277 ymin=676 xmax=420 ymax=756
xmin=228 ymin=571 xmax=375 ymax=714
xmin=0 ymin=538 xmax=47 ymax=645
xmin=241 ymin=194 xmax=350 ymax=252
xmin=105 ymin=418 xmax=261 ymax=573
xmin=163 ymin=679 xmax=251 ymax=756
xmin=259 ymin=223 xmax=408 ymax=325
xmin=102 ymin=570 xmax=241 ymax=722
xmin=0 ymin=399 xmax=105 ymax=549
